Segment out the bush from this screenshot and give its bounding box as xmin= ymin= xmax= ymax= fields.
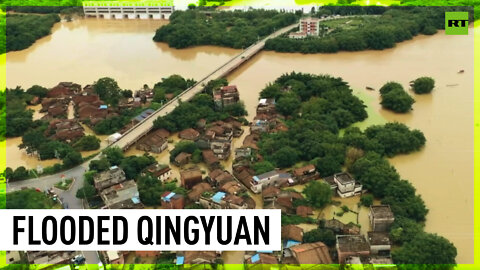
xmin=73 ymin=135 xmax=101 ymax=151
xmin=380 ymin=83 xmax=415 ymax=113
xmin=412 ymin=77 xmax=435 ymax=94
xmin=360 ymin=194 xmax=374 ymax=207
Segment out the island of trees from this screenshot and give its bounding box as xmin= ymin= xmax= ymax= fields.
xmin=379 ymin=81 xmax=415 ymax=113
xmin=412 ymin=76 xmax=435 ymax=94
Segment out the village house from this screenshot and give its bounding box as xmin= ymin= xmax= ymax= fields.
xmin=369 ymin=205 xmax=395 ymax=232
xmin=72 ymin=94 xmax=100 ymax=105
xmin=133 ymin=109 xmax=155 ymax=124
xmin=324 ymin=219 xmax=360 ymax=235
xmin=256 ymin=98 xmax=276 ymax=116
xmin=333 ymin=172 xmax=362 ymax=198
xmin=336 ymin=235 xmax=371 ymax=264
xmin=243 ymin=133 xmax=260 ymax=150
xmin=367 ymin=231 xmax=391 ymax=256
xmin=281 ymin=225 xmax=304 ymax=248
xmin=161 ymin=191 xmax=185 ymax=209
xmin=224 ymin=117 xmax=244 ymax=137
xmin=233 ymin=166 xmax=256 ymax=188
xmin=199 ymin=191 xmax=248 ymax=209
xmin=45 ymin=119 xmax=85 ymax=142
xmin=296 ymin=205 xmax=313 ymax=218
xmin=100 ymin=180 xmax=143 ymax=209
xmin=142 ymin=163 xmax=171 ymax=182
xmin=264 ymin=190 xmax=302 ymax=214
xmin=293 ymin=164 xmax=319 ymax=184
xmin=284 ymin=242 xmax=332 ymax=264
xmin=235 ymin=147 xmax=252 ymax=160
xmin=213 ymin=85 xmax=240 ymax=109
xmin=179 ymin=128 xmax=200 ymax=141
xmin=174 ymin=152 xmax=191 ymax=166
xmin=93 ymin=166 xmax=127 ymax=191
xmin=250 ymin=170 xmax=294 ymax=193
xmin=208 ymin=169 xmax=235 ymax=186
xmin=187 ymin=182 xmax=212 ymax=202
xmin=135 ymin=88 xmax=154 ymax=102
xmin=288 ymin=17 xmax=320 ymax=39
xmin=262 ymin=186 xmax=281 ymax=203
xmin=82 ymin=84 xmax=95 ymax=95
xmin=136 ymin=129 xmax=169 ymax=153
xmin=47 ymin=82 xmax=81 ymax=98
xmin=219 ymin=180 xmax=245 ymax=195
xmin=245 ymin=253 xmax=279 ymax=269
xmin=202 ymin=149 xmax=220 ymax=169
xmin=180 ymin=168 xmax=203 ymax=189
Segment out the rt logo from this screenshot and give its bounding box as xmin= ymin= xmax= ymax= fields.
xmin=445 ymin=12 xmax=469 ymax=35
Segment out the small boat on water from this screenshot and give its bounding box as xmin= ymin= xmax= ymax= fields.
xmin=458 ymin=69 xmax=464 ymax=73
xmin=446 ymin=84 xmax=459 ymax=87
xmin=365 ymin=86 xmax=374 ymax=91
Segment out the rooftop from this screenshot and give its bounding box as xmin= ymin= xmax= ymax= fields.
xmin=334 ymin=172 xmax=355 ymax=185
xmin=289 ymin=242 xmax=332 ymax=264
xmin=367 ymin=232 xmax=391 ymax=246
xmin=336 ymin=235 xmax=370 ymax=253
xmin=370 ymin=205 xmax=394 ymax=219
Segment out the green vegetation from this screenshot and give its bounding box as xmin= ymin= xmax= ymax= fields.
xmin=93 ymin=77 xmax=122 ymax=107
xmin=153 ymin=80 xmax=247 ymax=132
xmin=73 ymin=135 xmax=101 ymax=151
xmin=412 ymin=76 xmax=435 ymax=94
xmin=359 ymin=194 xmax=374 ymax=207
xmin=54 ymin=178 xmax=73 ymax=190
xmin=281 ymin=214 xmax=316 ymax=225
xmin=379 ymin=81 xmax=415 ymax=113
xmin=392 ymin=232 xmax=457 ymax=266
xmin=5 ymin=14 xmax=60 ymax=53
xmin=6 ymin=189 xmax=57 ymax=209
xmin=76 ymin=170 xmax=97 ymax=199
xmin=152 ymin=74 xmax=196 ymax=103
xmin=253 ymin=161 xmax=276 ymax=175
xmin=169 ymin=141 xmax=199 ymax=162
xmin=153 ymin=9 xmax=298 ymax=49
xmin=303 ymin=227 xmax=336 ymax=246
xmin=0 ymin=91 xmax=6 ymax=141
xmin=265 ymin=6 xmax=473 ymax=54
xmin=137 ymin=174 xmax=186 ymax=206
xmin=302 ymin=181 xmax=332 ymax=208
xmin=257 ymin=72 xmax=367 ymax=175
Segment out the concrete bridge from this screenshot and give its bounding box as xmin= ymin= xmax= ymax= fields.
xmin=111 ymin=22 xmax=299 ymax=151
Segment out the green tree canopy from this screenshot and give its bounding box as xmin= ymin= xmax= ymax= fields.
xmin=412 ymin=76 xmax=435 ymax=94
xmin=302 ymin=181 xmax=332 ymax=208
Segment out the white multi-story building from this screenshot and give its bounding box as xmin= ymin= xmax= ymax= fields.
xmin=83 ymin=1 xmax=174 ymax=19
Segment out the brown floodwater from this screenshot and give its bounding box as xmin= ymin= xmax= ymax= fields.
xmin=226 ymin=29 xmax=474 ymax=263
xmin=2 ymin=17 xmax=474 ymax=263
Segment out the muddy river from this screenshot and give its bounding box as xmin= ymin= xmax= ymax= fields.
xmin=2 ymin=18 xmax=475 ymax=263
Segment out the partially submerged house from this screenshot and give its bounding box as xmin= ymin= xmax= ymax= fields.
xmin=187 ymin=182 xmax=212 ymax=202
xmin=333 ymin=172 xmax=362 ymax=198
xmin=136 ymin=129 xmax=169 ymax=153
xmin=336 ymin=235 xmax=370 ymax=264
xmin=179 ymin=128 xmax=200 ymax=141
xmin=285 ymin=242 xmax=333 ymax=264
xmin=161 ymin=191 xmax=185 ymax=209
xmin=180 ymin=168 xmax=203 ymax=189
xmin=213 ymin=85 xmax=240 ymax=109
xmin=293 ymin=164 xmax=318 ymax=184
xmin=281 ymin=225 xmax=304 ymax=247
xmin=174 ymin=152 xmax=191 ymax=167
xmin=367 ymin=231 xmax=391 ymax=256
xmin=199 ymin=191 xmax=248 ymax=209
xmin=369 ymin=205 xmax=395 ymax=232
xmin=143 ymin=163 xmax=171 ymax=182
